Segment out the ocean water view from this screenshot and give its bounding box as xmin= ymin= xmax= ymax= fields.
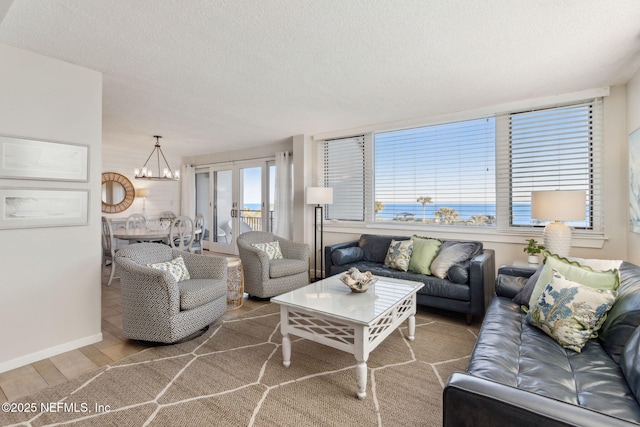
xmin=242 ymin=202 xmax=589 ymax=226
xmin=376 ymin=202 xmax=590 ymax=227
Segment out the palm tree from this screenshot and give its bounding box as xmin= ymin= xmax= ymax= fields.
xmin=416 ymin=196 xmax=433 ymax=222
xmin=435 ymin=207 xmax=460 ymax=224
xmin=374 ymin=201 xmax=385 ymax=220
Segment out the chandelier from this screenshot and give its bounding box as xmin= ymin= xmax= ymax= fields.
xmin=134 ymin=135 xmax=179 ymax=181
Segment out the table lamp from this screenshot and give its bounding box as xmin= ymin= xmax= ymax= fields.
xmin=306 ymin=187 xmax=333 ymax=281
xmin=136 ymin=188 xmax=150 ymax=216
xmin=531 ymin=190 xmax=586 ymax=257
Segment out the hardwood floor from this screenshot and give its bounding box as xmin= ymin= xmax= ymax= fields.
xmin=0 ymin=257 xmax=267 ymax=403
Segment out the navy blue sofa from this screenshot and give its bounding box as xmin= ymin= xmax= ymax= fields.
xmin=324 ymin=234 xmax=495 ymax=324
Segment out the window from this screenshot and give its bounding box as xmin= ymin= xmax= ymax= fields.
xmin=317 ymin=98 xmax=603 ymax=232
xmin=318 ymin=135 xmax=366 ymax=221
xmin=497 ymin=99 xmax=602 ymax=231
xmin=374 ymin=118 xmax=495 ymax=225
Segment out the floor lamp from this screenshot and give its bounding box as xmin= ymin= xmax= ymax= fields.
xmin=307 ymin=187 xmax=333 ymax=281
xmin=531 ymin=190 xmax=586 ymax=258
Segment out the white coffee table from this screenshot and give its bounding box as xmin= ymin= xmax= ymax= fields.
xmin=272 ymin=275 xmax=424 ymax=399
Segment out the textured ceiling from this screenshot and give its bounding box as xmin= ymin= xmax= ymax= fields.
xmin=1 ymin=0 xmax=640 ymax=157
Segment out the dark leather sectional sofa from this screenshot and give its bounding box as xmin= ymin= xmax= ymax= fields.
xmin=324 ymin=234 xmax=495 ymax=324
xmin=443 ymin=262 xmax=640 ymax=426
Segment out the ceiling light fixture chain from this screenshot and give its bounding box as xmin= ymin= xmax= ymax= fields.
xmin=134 ymin=135 xmax=180 ymax=181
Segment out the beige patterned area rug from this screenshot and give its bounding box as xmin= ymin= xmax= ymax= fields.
xmin=1 ymin=304 xmax=478 ymax=427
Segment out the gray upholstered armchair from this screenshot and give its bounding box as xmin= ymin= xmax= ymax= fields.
xmin=236 ymin=231 xmax=310 ymax=298
xmin=115 ymin=243 xmax=227 ymax=343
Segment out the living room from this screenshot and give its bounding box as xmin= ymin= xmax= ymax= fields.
xmin=2 ymin=1 xmax=640 ymax=425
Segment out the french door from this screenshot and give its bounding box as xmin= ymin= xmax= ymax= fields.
xmin=195 ymin=160 xmax=274 ymax=255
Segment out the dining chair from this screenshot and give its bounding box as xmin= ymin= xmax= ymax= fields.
xmin=170 ymin=215 xmax=195 ymax=251
xmin=160 ymin=211 xmax=177 ymax=220
xmin=190 ymin=213 xmax=205 ymax=254
xmin=125 ymin=213 xmax=147 ymax=229
xmin=101 ymin=216 xmax=117 ymax=286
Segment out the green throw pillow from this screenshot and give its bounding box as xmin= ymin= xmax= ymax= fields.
xmin=384 ymin=239 xmax=413 ymax=272
xmin=528 ymin=252 xmax=619 ymax=310
xmin=147 ymin=256 xmax=191 ymax=282
xmin=408 ymin=236 xmax=442 ymax=275
xmin=526 ymin=270 xmax=617 ymax=353
xmin=251 ymin=241 xmax=283 ymax=260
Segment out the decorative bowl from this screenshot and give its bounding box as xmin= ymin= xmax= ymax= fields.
xmin=340 ymin=268 xmax=377 ymax=293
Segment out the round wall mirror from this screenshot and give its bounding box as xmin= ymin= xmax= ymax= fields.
xmin=102 ymin=172 xmax=135 ymax=213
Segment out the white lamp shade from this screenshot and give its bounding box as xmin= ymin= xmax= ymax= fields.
xmin=531 ymin=190 xmax=586 ymax=221
xmin=136 ymin=188 xmax=150 ymax=198
xmin=306 ymin=187 xmax=333 ymax=205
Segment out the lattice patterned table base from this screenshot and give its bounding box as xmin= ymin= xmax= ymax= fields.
xmin=279 ymin=292 xmax=418 ymax=399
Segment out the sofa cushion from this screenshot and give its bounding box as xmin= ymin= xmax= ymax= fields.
xmin=147 ymin=256 xmax=191 ymax=282
xmin=528 ymin=253 xmax=619 ymax=310
xmin=620 ymin=325 xmax=640 ymax=402
xmin=447 ymin=260 xmax=470 ymax=285
xmin=270 ymin=258 xmax=308 ymax=278
xmin=329 ymin=260 xmax=471 ymax=302
xmin=525 ymin=271 xmax=617 ymax=353
xmin=177 ymin=278 xmax=225 ymax=310
xmin=384 ymin=239 xmax=413 ymax=272
xmin=598 ymin=262 xmax=640 ymax=363
xmin=431 ymin=241 xmax=478 ymax=279
xmin=408 ymin=236 xmax=442 ymax=275
xmin=358 ymin=234 xmax=409 ymax=263
xmin=331 ymin=246 xmax=364 ymax=266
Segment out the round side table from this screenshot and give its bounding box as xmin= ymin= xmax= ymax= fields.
xmin=226 ymin=257 xmax=244 ymax=310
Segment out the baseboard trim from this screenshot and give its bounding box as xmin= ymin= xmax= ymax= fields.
xmin=0 ymin=332 xmax=103 ymax=374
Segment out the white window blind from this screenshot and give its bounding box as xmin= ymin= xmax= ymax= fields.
xmin=498 ymin=99 xmax=603 ymax=230
xmin=374 ymin=118 xmax=496 ymax=226
xmin=318 ymin=135 xmax=366 ymax=221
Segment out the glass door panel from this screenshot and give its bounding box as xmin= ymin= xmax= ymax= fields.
xmin=239 ymin=166 xmax=263 ymax=233
xmin=195 ymin=170 xmax=211 ymax=250
xmin=211 ymin=168 xmax=234 ymax=253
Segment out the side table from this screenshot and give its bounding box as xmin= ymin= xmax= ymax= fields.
xmin=226 ymin=257 xmax=244 ymax=310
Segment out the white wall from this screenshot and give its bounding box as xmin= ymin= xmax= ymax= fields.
xmin=0 ymin=43 xmax=102 ymax=372
xmin=102 ymin=146 xmax=181 ymax=220
xmin=627 ymin=71 xmax=640 ymax=264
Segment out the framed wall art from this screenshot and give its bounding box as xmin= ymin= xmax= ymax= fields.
xmin=630 ymin=127 xmax=640 ymax=233
xmin=0 ymin=188 xmax=89 ymax=229
xmin=0 ymin=135 xmax=89 ymax=182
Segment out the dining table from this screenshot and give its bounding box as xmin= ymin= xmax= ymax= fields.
xmin=112 ymin=228 xmax=171 ymax=243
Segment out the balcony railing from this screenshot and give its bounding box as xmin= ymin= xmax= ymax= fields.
xmin=239 ymin=209 xmax=274 ymax=232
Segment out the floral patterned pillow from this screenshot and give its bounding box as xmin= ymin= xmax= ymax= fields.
xmin=525 ymin=270 xmax=617 ymax=352
xmin=251 ymin=241 xmax=283 ymax=260
xmin=384 ymin=239 xmax=413 ymax=272
xmin=147 ymin=256 xmax=191 ymax=282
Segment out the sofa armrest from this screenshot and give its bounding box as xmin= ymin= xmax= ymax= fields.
xmin=495 ymin=264 xmax=537 ymax=299
xmin=277 ymin=238 xmax=311 ymax=261
xmin=115 ymin=256 xmax=181 ymax=315
xmin=497 ymin=264 xmax=537 ymax=278
xmin=468 ymin=249 xmax=495 ymax=317
xmin=324 ymin=240 xmax=359 ymax=276
xmin=444 ymin=372 xmax=634 ymax=427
